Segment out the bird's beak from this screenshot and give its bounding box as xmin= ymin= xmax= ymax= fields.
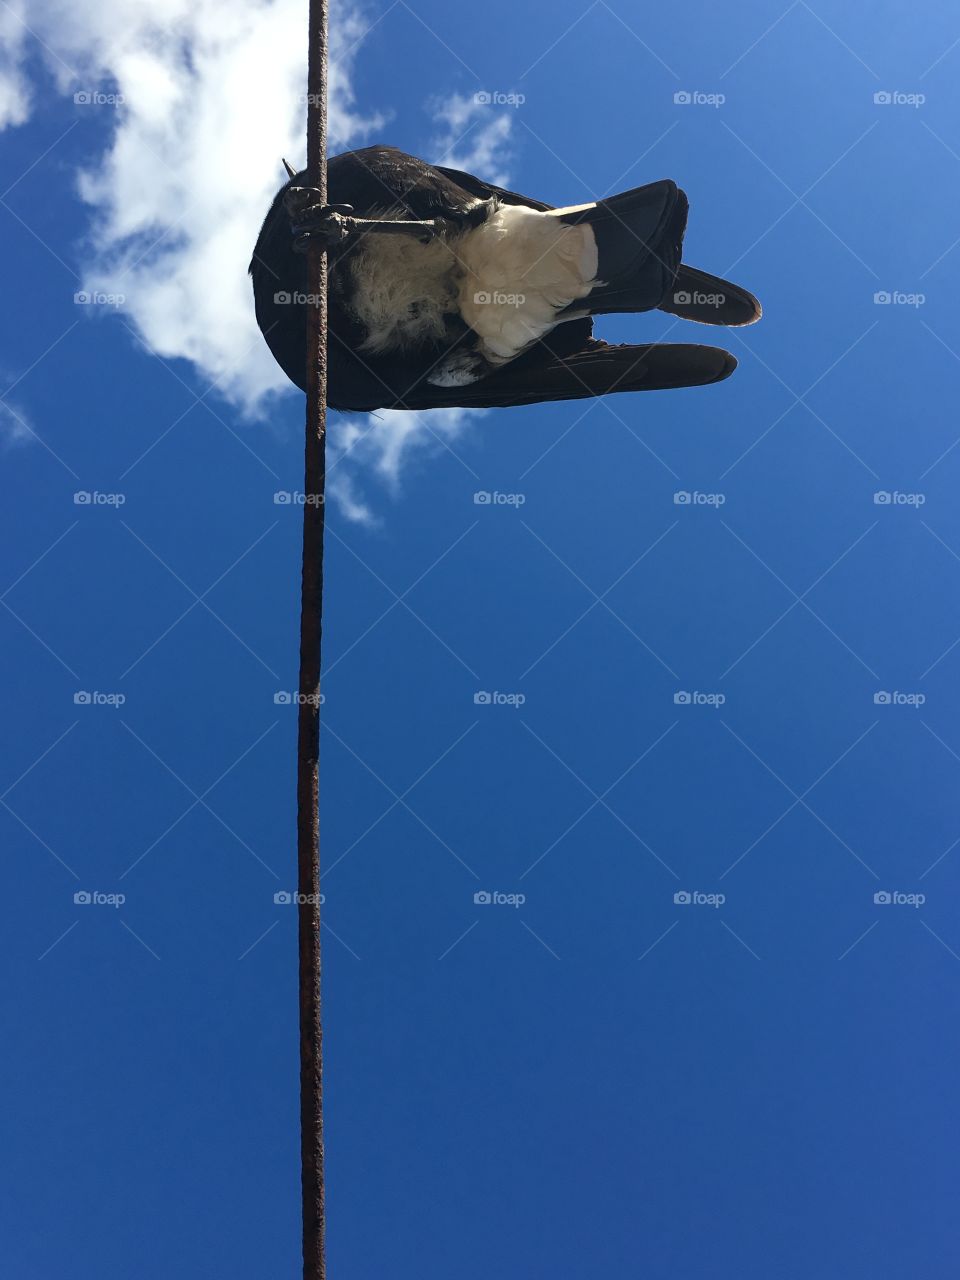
xmin=282 ymin=158 xmax=298 ymax=180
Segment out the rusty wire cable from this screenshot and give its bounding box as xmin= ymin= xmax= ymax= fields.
xmin=296 ymin=0 xmax=328 ymax=1274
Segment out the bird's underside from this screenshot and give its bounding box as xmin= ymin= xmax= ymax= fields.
xmin=249 ymin=145 xmax=761 ymax=411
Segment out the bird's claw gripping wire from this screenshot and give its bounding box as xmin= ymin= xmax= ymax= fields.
xmin=284 ymin=186 xmax=440 ymax=252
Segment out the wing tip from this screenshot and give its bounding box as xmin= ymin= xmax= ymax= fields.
xmin=714 ymin=348 xmax=738 ymax=382
xmin=662 ymin=266 xmax=762 ymax=328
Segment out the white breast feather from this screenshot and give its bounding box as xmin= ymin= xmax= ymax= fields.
xmin=349 ymin=235 xmax=460 ymax=354
xmin=457 ymin=204 xmax=599 ymax=364
xmin=345 ymin=201 xmax=599 ymax=373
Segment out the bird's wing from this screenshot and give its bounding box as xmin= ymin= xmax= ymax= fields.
xmin=366 ymin=340 xmax=737 ymax=411
xmin=433 ymin=165 xmax=556 ymax=213
xmin=659 ymin=265 xmax=762 ymax=327
xmin=324 ymin=147 xmax=524 ymax=222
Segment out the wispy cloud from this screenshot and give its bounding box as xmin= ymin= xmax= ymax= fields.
xmin=328 ymin=404 xmax=477 ymax=526
xmin=430 ymin=92 xmax=514 ymax=186
xmin=0 ymin=2 xmax=33 ymax=130
xmin=0 ymin=400 xmax=38 ymax=449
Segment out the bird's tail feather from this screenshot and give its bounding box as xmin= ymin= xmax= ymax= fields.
xmin=554 ymin=180 xmax=688 ymax=319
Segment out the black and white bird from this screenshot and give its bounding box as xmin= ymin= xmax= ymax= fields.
xmin=250 ymin=145 xmax=760 ymax=411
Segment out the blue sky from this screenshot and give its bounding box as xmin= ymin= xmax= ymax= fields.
xmin=3 ymin=0 xmax=960 ymax=1276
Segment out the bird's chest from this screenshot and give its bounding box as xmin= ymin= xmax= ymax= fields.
xmin=338 ymin=234 xmax=465 ymax=354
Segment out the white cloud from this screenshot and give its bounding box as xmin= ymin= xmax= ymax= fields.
xmin=430 ymin=92 xmax=514 ymax=187
xmin=0 ymin=400 xmax=38 ymax=449
xmin=0 ymin=2 xmax=33 ymax=130
xmin=79 ymin=0 xmax=387 ymax=412
xmin=327 ymin=404 xmax=475 ymax=524
xmin=0 ymin=0 xmax=516 ymax=517
xmin=0 ymin=0 xmax=386 ymax=411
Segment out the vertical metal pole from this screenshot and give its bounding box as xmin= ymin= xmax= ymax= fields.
xmin=298 ymin=0 xmax=328 ymax=1275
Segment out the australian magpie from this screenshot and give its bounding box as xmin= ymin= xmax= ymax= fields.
xmin=250 ymin=145 xmax=760 ymax=411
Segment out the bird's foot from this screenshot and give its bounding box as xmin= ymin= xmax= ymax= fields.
xmin=284 ymin=187 xmax=355 ymax=252
xmin=284 ymin=185 xmax=441 ymax=252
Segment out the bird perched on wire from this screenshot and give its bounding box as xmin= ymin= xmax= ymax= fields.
xmin=250 ymin=145 xmax=760 ymax=412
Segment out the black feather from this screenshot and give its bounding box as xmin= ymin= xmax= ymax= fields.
xmin=249 ymin=145 xmax=757 ymax=411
